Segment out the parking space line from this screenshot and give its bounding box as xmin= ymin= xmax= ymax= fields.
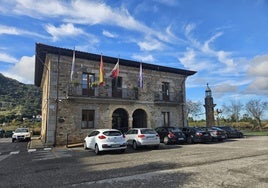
xmin=10 ymin=151 xmax=20 ymax=155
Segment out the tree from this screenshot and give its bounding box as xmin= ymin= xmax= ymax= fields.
xmin=245 ymin=99 xmax=268 ymax=130
xmin=186 ymin=100 xmax=203 ymax=120
xmin=222 ymin=100 xmax=243 ymax=122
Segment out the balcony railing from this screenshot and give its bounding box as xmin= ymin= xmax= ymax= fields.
xmin=154 ymin=91 xmax=183 ymax=103
xmin=67 ymin=83 xmax=138 ymax=100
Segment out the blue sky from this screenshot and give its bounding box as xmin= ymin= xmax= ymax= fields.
xmin=1 ymin=0 xmax=268 ymax=119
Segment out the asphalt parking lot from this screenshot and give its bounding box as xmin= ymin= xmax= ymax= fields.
xmin=71 ymin=136 xmax=268 ymax=188
xmin=1 ymin=136 xmax=268 ymax=187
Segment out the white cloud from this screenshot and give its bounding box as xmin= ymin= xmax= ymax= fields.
xmin=0 ymin=52 xmax=18 ymax=64
xmin=0 ymin=25 xmax=20 ymax=35
xmin=45 ymin=23 xmax=85 ymax=41
xmin=132 ymin=54 xmax=155 ymax=63
xmin=5 ymin=1 xmax=175 ymax=48
xmin=13 ymin=0 xmax=67 ymax=18
xmin=138 ymin=37 xmax=164 ymax=51
xmin=214 ymin=83 xmax=238 ymax=95
xmin=178 ymin=48 xmax=214 ymax=71
xmin=3 ymin=55 xmax=35 ymax=84
xmin=102 ymin=30 xmax=117 ymax=38
xmin=248 ymin=54 xmax=268 ymax=77
xmin=0 ymin=24 xmax=47 ymax=39
xmin=246 ymin=54 xmax=268 ymax=94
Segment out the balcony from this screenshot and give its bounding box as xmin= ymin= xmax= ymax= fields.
xmin=154 ymin=91 xmax=183 ymax=104
xmin=67 ymin=83 xmax=138 ymax=100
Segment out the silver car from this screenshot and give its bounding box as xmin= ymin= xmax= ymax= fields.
xmin=12 ymin=128 xmax=31 ymax=142
xmin=125 ymin=128 xmax=160 ymax=150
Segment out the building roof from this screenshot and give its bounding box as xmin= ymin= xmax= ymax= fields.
xmin=35 ymin=43 xmax=196 ymax=87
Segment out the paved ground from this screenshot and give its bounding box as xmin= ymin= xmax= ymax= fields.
xmin=70 ymin=136 xmax=268 ymax=188
xmin=11 ymin=136 xmax=268 ymax=188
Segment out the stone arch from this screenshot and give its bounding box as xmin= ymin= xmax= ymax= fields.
xmin=112 ymin=108 xmax=129 ymax=133
xmin=132 ymin=109 xmax=147 ymax=128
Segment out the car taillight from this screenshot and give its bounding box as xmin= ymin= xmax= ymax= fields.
xmin=196 ymin=132 xmax=202 ymax=137
xmin=122 ymin=134 xmax=125 ymax=138
xmin=98 ymin=135 xmax=106 ymax=139
xmin=216 ymin=131 xmax=220 ymax=135
xmin=168 ymin=132 xmax=175 ymax=138
xmin=138 ymin=134 xmax=145 ymax=138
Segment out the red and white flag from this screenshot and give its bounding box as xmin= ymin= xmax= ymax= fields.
xmin=110 ymin=59 xmax=119 ymax=78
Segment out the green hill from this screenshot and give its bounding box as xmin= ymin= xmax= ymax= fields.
xmin=0 ymin=73 xmax=41 ymax=123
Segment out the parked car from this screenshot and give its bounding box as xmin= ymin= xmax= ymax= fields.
xmin=12 ymin=128 xmax=31 ymax=142
xmin=201 ymin=126 xmax=226 ymax=141
xmin=0 ymin=128 xmax=4 ymax=138
xmin=84 ymin=129 xmax=127 ymax=155
xmin=218 ymin=126 xmax=243 ymax=138
xmin=155 ymin=126 xmax=186 ymax=144
xmin=181 ymin=127 xmax=212 ymax=144
xmin=5 ymin=130 xmax=14 ymax=138
xmin=125 ymin=128 xmax=160 ymax=149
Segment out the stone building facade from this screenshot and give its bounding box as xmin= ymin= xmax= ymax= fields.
xmin=35 ymin=43 xmax=196 ymax=146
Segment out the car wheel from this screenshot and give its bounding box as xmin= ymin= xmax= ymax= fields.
xmin=12 ymin=138 xmax=15 ymax=143
xmin=133 ymin=141 xmax=138 ymax=150
xmin=94 ymin=144 xmax=100 ymax=155
xmin=83 ymin=142 xmax=88 ymax=150
xmin=118 ymin=149 xmax=125 ymax=153
xmin=163 ymin=137 xmax=169 ymax=145
xmin=154 ymin=145 xmax=160 ymax=149
xmin=186 ymin=137 xmax=193 ymax=144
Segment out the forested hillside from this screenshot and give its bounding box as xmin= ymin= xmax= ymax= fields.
xmin=0 ymin=73 xmax=41 ymax=123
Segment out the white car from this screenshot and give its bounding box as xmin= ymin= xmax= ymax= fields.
xmin=125 ymin=128 xmax=160 ymax=150
xmin=12 ymin=128 xmax=31 ymax=142
xmin=84 ymin=129 xmax=127 ymax=155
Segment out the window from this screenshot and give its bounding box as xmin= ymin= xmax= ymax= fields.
xmin=112 ymin=77 xmax=122 ymax=98
xmin=162 ymin=82 xmax=169 ymax=101
xmin=82 ymin=73 xmax=95 ymax=96
xmin=162 ymin=112 xmax=170 ymax=126
xmin=112 ymin=76 xmax=122 ymax=88
xmin=82 ymin=110 xmax=95 ymax=129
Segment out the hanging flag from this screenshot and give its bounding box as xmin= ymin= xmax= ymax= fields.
xmin=99 ymin=55 xmax=104 ymax=86
xmin=70 ymin=48 xmax=75 ymax=82
xmin=138 ymin=63 xmax=143 ymax=88
xmin=110 ymin=59 xmax=119 ymax=78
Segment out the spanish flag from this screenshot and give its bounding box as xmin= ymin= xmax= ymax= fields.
xmin=99 ymin=55 xmax=104 ymax=86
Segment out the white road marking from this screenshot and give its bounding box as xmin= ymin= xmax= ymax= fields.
xmin=10 ymin=151 xmax=20 ymax=155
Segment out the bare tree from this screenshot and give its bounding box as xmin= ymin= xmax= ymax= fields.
xmin=222 ymin=100 xmax=243 ymax=122
xmin=245 ymin=99 xmax=268 ymax=130
xmin=186 ymin=100 xmax=203 ymax=119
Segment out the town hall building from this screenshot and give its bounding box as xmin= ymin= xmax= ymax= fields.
xmin=34 ymin=43 xmax=196 ymax=146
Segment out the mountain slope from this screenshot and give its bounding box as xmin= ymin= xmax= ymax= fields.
xmin=0 ymin=73 xmax=41 ymax=122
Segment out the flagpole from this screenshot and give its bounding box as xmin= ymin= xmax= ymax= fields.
xmin=70 ymin=47 xmax=75 ymax=82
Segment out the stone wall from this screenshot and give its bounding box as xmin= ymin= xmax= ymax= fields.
xmin=42 ymin=53 xmax=187 ymax=146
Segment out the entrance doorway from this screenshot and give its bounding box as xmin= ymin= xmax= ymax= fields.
xmin=132 ymin=109 xmax=147 ymax=128
xmin=112 ymin=108 xmax=128 ymax=133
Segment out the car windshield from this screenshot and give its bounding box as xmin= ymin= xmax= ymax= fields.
xmin=103 ymin=131 xmax=122 ymax=136
xmin=141 ymin=129 xmax=156 ymax=134
xmin=15 ymin=128 xmax=28 ymax=133
xmin=193 ymin=127 xmax=204 ymax=132
xmin=167 ymin=127 xmax=181 ymax=133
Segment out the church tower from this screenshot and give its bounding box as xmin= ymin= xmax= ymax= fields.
xmin=204 ymin=83 xmax=216 ymax=127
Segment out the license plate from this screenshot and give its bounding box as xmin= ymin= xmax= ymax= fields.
xmin=178 ymin=138 xmax=184 ymax=140
xmin=111 ymin=144 xmax=120 ymax=148
xmin=221 ymin=136 xmax=225 ymax=138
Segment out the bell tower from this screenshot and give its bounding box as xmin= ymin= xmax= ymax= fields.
xmin=204 ymin=83 xmax=216 ymax=127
